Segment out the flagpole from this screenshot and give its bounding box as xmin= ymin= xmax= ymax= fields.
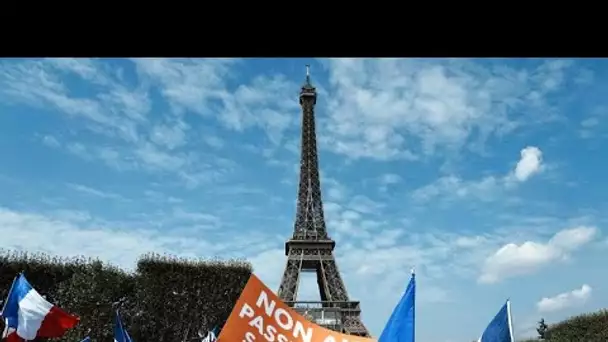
xmin=1 ymin=275 xmax=19 ymax=339
xmin=506 ymin=299 xmax=515 ymax=342
xmin=412 ymin=267 xmax=416 ymax=342
xmin=1 ymin=275 xmax=18 ymax=317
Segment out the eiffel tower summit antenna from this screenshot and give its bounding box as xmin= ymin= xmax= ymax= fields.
xmin=276 ymin=65 xmax=370 ymax=337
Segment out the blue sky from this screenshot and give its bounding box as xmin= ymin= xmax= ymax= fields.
xmin=0 ymin=58 xmax=607 ymax=342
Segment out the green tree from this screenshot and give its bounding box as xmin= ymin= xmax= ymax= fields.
xmin=0 ymin=250 xmax=252 ymax=342
xmin=537 ymin=318 xmax=549 ymax=339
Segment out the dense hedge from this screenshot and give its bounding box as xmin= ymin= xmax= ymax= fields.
xmin=519 ymin=310 xmax=608 ymax=342
xmin=0 ymin=250 xmax=252 ymax=342
xmin=546 ymin=309 xmax=608 ymax=342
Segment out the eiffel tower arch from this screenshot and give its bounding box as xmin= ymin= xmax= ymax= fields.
xmin=276 ymin=65 xmax=370 ymax=337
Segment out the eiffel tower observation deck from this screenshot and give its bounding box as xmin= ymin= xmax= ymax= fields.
xmin=276 ymin=65 xmax=370 ymax=337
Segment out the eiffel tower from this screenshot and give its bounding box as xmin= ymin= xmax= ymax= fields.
xmin=277 ymin=65 xmax=370 ymax=337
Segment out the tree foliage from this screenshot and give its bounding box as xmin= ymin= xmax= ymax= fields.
xmin=0 ymin=250 xmax=252 ymax=342
xmin=519 ymin=310 xmax=608 ymax=342
xmin=536 ymin=318 xmax=548 ymax=339
xmin=544 ymin=309 xmax=608 ymax=342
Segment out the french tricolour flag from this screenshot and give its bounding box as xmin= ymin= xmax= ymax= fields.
xmin=1 ymin=274 xmax=79 ymax=341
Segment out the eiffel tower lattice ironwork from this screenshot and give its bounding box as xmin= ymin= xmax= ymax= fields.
xmin=277 ymin=65 xmax=370 ymax=337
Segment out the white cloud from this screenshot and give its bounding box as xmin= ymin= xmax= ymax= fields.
xmin=323 ymin=177 xmax=349 ymax=202
xmin=67 ymin=183 xmax=127 ymax=201
xmin=131 ymin=58 xmax=236 ymax=115
xmin=0 ymin=59 xmax=300 ymax=189
xmin=412 ymin=175 xmax=502 ymax=202
xmin=579 ymin=106 xmax=607 ymax=139
xmin=377 ymin=173 xmax=402 ymax=192
xmin=0 ymin=58 xmax=583 ymax=168
xmin=46 ymin=58 xmax=113 ymax=86
xmin=479 ymin=226 xmax=598 ymax=284
xmin=41 ymin=135 xmax=60 ymax=148
xmin=133 ymin=59 xmax=299 ymax=145
xmin=412 ymin=146 xmax=544 ymax=203
xmin=0 ymin=206 xmax=274 ymax=270
xmin=320 ymin=59 xmax=573 ymax=160
xmin=537 ymin=284 xmax=592 ymax=313
xmin=380 ymin=173 xmax=401 ymax=185
xmin=348 ymin=195 xmax=384 ymax=215
xmin=581 ymin=117 xmax=600 ymax=128
xmin=149 ymin=120 xmax=189 ymax=150
xmin=512 ymin=146 xmax=543 ymax=182
xmin=203 ymin=135 xmax=224 ymax=149
xmin=454 ymin=236 xmax=486 ymax=248
xmin=216 ymin=75 xmax=299 ymax=143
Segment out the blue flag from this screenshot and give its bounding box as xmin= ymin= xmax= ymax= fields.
xmin=114 ymin=310 xmax=133 ymax=342
xmin=478 ymin=300 xmax=514 ymax=342
xmin=379 ymin=271 xmax=415 ymax=342
xmin=80 ymin=337 xmax=91 ymax=342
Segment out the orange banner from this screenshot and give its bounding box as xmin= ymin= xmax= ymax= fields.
xmin=218 ymin=274 xmax=376 ymax=342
